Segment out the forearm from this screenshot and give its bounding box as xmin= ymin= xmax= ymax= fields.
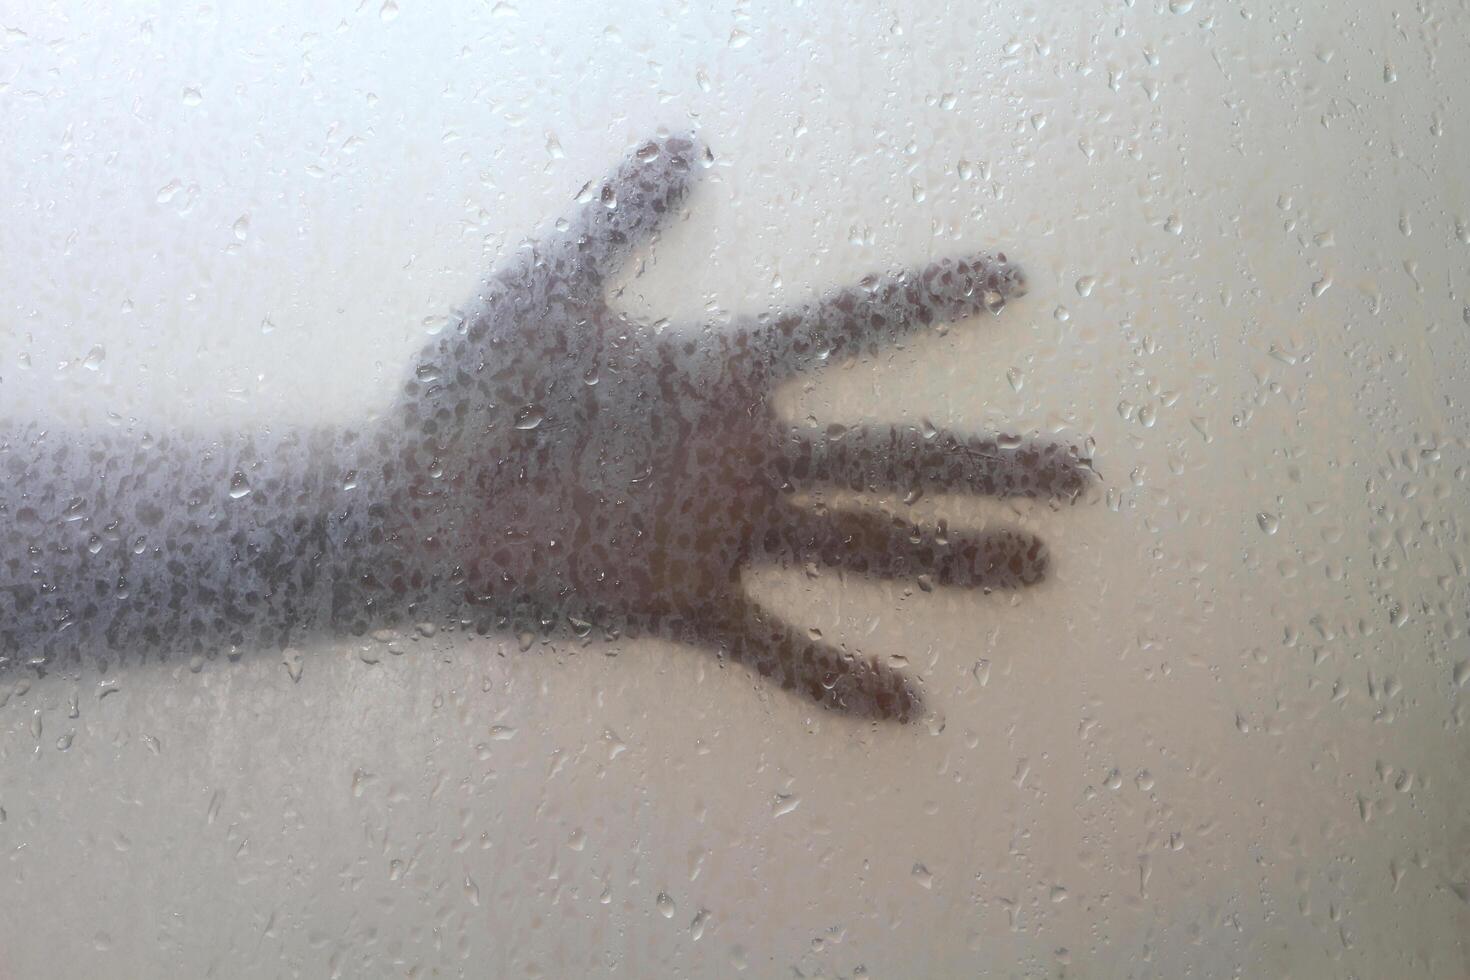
xmin=0 ymin=420 xmax=388 ymax=671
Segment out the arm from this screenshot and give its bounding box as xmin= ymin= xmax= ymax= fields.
xmin=0 ymin=135 xmax=702 ymax=675
xmin=0 ymin=418 xmax=391 ymax=672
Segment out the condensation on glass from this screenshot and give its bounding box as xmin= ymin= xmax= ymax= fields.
xmin=1 ymin=1 xmax=1467 ymax=977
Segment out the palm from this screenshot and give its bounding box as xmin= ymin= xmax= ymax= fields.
xmin=376 ymin=135 xmax=1090 ymax=722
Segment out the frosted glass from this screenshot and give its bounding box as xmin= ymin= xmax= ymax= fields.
xmin=2 ymin=1 xmax=1467 ymax=976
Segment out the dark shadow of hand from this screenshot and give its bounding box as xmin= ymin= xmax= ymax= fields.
xmin=380 ymin=134 xmax=1092 ymax=722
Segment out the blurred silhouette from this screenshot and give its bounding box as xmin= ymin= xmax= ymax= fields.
xmin=0 ymin=134 xmax=1090 ymax=721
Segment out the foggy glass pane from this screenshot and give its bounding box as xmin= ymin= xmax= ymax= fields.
xmin=2 ymin=1 xmax=1467 ymax=976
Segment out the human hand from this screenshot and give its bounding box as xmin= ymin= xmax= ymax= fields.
xmin=383 ymin=133 xmax=1091 ymax=723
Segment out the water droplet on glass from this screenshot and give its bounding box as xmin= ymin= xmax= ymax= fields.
xmin=656 ymin=891 xmax=676 ymax=918
xmin=1257 ymin=512 xmax=1279 ymax=535
xmin=228 ymin=473 xmax=252 ymax=499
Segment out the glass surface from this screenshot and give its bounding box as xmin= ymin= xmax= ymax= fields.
xmin=2 ymin=1 xmax=1467 ymax=976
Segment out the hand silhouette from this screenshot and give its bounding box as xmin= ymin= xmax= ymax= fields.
xmin=0 ymin=133 xmax=1089 ymax=724
xmin=368 ymin=133 xmax=1091 ymax=722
